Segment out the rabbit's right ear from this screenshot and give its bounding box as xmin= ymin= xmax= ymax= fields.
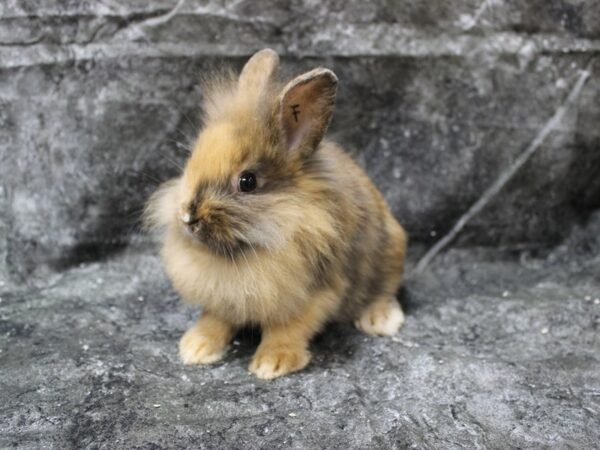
xmin=277 ymin=68 xmax=338 ymax=157
xmin=238 ymin=49 xmax=279 ymax=96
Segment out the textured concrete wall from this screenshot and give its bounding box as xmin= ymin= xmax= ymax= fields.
xmin=1 ymin=0 xmax=599 ymax=282
xmin=2 ymin=3 xmax=600 ymax=448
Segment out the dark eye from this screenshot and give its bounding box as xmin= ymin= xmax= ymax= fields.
xmin=238 ymin=171 xmax=257 ymax=193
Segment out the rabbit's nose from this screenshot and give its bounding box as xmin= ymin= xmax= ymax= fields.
xmin=179 ymin=207 xmax=199 ymax=225
xmin=180 ymin=212 xmax=193 ymax=224
xmin=179 ymin=201 xmax=197 ymax=223
xmin=180 ymin=211 xmax=202 ymax=234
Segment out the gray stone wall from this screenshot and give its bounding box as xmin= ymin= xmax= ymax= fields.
xmin=1 ymin=0 xmax=599 ymax=283
xmin=2 ymin=3 xmax=600 ymax=448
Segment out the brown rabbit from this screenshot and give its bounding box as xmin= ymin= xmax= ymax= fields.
xmin=145 ymin=49 xmax=407 ymax=379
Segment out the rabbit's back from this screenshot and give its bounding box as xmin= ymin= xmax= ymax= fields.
xmin=315 ymin=142 xmax=407 ymax=321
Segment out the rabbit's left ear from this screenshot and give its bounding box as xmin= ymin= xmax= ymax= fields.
xmin=238 ymin=48 xmax=279 ymax=96
xmin=277 ymin=68 xmax=338 ymax=156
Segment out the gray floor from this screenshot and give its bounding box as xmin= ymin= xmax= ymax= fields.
xmin=2 ymin=221 xmax=599 ymax=448
xmin=2 ymin=2 xmax=600 ymax=448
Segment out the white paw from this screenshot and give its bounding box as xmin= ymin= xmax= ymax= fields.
xmin=249 ymin=345 xmax=310 ymax=380
xmin=179 ymin=327 xmax=227 ymax=365
xmin=355 ymin=298 xmax=405 ymax=336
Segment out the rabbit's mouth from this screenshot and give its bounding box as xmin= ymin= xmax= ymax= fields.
xmin=183 ymin=219 xmax=251 ymax=258
xmin=204 ymin=236 xmax=249 ymax=258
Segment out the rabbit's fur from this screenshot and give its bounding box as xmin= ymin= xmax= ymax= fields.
xmin=145 ymin=49 xmax=407 ymax=379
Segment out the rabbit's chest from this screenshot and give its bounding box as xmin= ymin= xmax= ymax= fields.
xmin=162 ymin=239 xmax=309 ymax=325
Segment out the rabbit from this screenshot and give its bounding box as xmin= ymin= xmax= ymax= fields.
xmin=145 ymin=49 xmax=407 ymax=379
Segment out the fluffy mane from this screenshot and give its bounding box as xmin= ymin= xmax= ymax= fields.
xmin=199 ymin=63 xmax=281 ymax=128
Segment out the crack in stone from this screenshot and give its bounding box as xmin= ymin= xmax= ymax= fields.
xmin=0 ymin=31 xmax=599 ymax=69
xmin=112 ymin=0 xmax=187 ymax=41
xmin=0 ymin=36 xmax=44 ymax=47
xmin=412 ymin=67 xmax=593 ymax=276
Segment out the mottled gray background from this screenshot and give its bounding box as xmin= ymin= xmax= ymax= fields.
xmin=1 ymin=1 xmax=599 ymax=448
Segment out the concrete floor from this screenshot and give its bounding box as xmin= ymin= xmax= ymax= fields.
xmin=2 ymin=235 xmax=599 ymax=448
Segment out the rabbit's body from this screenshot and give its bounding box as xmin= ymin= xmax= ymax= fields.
xmin=146 ymin=49 xmax=406 ymax=378
xmin=156 ymin=141 xmax=406 ymax=326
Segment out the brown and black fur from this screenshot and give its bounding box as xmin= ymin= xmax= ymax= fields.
xmin=145 ymin=49 xmax=407 ymax=379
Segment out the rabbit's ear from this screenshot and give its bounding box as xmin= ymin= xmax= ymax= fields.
xmin=277 ymin=68 xmax=338 ymax=156
xmin=238 ymin=49 xmax=279 ymax=95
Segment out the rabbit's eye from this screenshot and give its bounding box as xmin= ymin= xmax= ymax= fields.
xmin=238 ymin=171 xmax=257 ymax=193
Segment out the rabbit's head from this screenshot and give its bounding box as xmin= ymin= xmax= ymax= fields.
xmin=148 ymin=49 xmax=339 ymax=258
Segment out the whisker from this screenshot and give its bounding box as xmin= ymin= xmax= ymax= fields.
xmin=166 ymin=137 xmax=192 ymax=153
xmin=133 ymin=169 xmax=165 ymax=185
xmin=159 ymin=153 xmax=185 ymax=171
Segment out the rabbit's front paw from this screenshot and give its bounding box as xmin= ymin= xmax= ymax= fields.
xmin=249 ymin=344 xmax=310 ymax=380
xmin=179 ymin=326 xmax=228 ymax=365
